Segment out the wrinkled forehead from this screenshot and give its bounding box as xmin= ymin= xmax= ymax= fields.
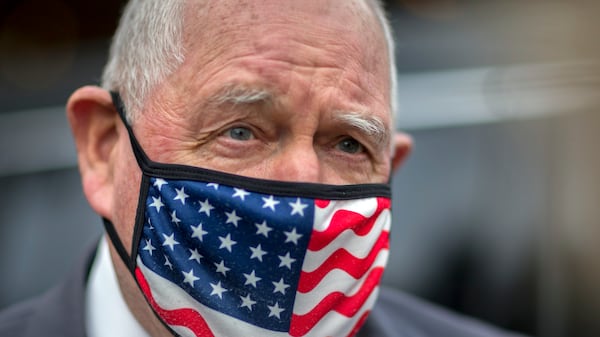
xmin=170 ymin=0 xmax=391 ymax=112
xmin=181 ymin=0 xmax=387 ymax=63
xmin=184 ymin=0 xmax=380 ymax=30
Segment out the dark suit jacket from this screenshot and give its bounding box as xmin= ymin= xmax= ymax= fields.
xmin=0 ymin=246 xmax=526 ymax=337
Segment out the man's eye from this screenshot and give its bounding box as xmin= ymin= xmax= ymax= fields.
xmin=226 ymin=127 xmax=254 ymax=141
xmin=336 ymin=137 xmax=363 ymax=154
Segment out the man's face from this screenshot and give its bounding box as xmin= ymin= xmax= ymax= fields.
xmin=86 ymin=0 xmax=400 ymax=334
xmin=125 ymin=0 xmax=393 ymax=184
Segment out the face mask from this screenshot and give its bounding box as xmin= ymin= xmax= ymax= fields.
xmin=104 ymin=92 xmax=392 ymax=337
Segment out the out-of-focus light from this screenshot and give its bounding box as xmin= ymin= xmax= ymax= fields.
xmin=0 ymin=0 xmax=79 ymax=90
xmin=396 ymin=0 xmax=462 ymax=20
xmin=394 ymin=61 xmax=600 ymax=130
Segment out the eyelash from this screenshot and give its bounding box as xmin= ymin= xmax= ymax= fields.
xmin=225 ymin=126 xmax=254 ymax=141
xmin=336 ymin=137 xmax=364 ymax=154
xmin=218 ymin=125 xmax=372 ymax=163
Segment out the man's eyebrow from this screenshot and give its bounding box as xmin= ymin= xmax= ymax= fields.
xmin=334 ymin=111 xmax=390 ymax=151
xmin=204 ymin=86 xmax=390 ymax=150
xmin=206 ymin=83 xmax=273 ymax=107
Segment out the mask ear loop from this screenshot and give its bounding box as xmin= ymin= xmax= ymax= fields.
xmin=102 ymin=217 xmax=135 ymax=271
xmin=100 ymin=97 xmax=183 ymax=337
xmin=110 ymin=91 xmax=154 ymax=172
xmin=101 ymin=92 xmax=153 ymax=273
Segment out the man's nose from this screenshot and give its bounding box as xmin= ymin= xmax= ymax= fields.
xmin=269 ymin=143 xmax=321 ymax=183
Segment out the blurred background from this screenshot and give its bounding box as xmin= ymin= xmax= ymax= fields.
xmin=1 ymin=1 xmax=599 ymax=336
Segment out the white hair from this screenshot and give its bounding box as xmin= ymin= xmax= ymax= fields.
xmin=101 ymin=0 xmax=186 ymax=123
xmin=101 ymin=0 xmax=398 ymax=126
xmin=368 ymin=0 xmax=399 ymax=129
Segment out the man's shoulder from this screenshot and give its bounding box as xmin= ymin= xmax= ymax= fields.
xmin=360 ymin=286 xmax=528 ymax=337
xmin=0 ymin=298 xmax=48 ymax=337
xmin=0 ymin=298 xmax=39 ymax=337
xmin=0 ymin=246 xmax=95 ymax=337
xmin=0 ymin=276 xmax=87 ymax=337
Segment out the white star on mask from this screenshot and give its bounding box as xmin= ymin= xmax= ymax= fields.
xmin=162 ymin=233 xmax=180 ymax=250
xmin=173 ymin=187 xmax=189 ymax=205
xmin=289 ymin=198 xmax=308 ymax=216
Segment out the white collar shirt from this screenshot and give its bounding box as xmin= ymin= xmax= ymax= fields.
xmin=85 ymin=237 xmax=151 ymax=337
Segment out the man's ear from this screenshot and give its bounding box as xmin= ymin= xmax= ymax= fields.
xmin=391 ymin=132 xmax=413 ymax=173
xmin=66 ymin=86 xmax=119 ymax=219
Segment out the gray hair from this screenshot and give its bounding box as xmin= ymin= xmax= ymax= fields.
xmin=101 ymin=0 xmax=397 ymax=125
xmin=369 ymin=0 xmax=398 ymax=129
xmin=101 ymin=0 xmax=185 ymax=123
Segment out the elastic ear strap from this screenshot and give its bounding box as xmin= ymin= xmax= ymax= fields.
xmin=102 ymin=217 xmax=135 ymax=272
xmin=109 ymin=91 xmax=154 ymax=173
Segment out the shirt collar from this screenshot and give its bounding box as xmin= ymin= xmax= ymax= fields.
xmin=85 ymin=236 xmax=151 ymax=337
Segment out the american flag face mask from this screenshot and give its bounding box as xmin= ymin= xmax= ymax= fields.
xmin=104 ymin=92 xmax=392 ymax=337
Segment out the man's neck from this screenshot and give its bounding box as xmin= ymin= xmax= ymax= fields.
xmin=85 ymin=237 xmax=151 ymax=337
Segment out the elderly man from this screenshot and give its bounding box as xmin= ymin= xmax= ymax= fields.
xmin=0 ymin=0 xmax=525 ymax=336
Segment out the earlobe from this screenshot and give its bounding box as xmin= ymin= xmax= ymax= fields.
xmin=66 ymin=86 xmax=119 ymax=218
xmin=391 ymin=132 xmax=413 ymax=172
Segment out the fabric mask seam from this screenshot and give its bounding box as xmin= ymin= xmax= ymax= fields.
xmin=131 ymin=174 xmax=152 ymax=274
xmin=139 ymin=165 xmax=391 ymax=198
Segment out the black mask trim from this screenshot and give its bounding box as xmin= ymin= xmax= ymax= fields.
xmin=102 ymin=217 xmax=133 ymax=270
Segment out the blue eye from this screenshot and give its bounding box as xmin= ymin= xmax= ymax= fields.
xmin=337 ymin=137 xmax=363 ymax=154
xmin=227 ymin=127 xmax=253 ymax=141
